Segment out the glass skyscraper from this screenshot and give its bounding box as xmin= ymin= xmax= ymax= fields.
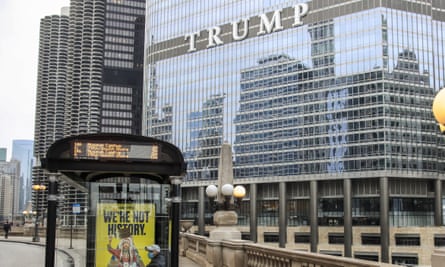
xmin=145 ymin=0 xmax=445 ymax=265
xmin=11 ymin=140 xmax=34 ymax=212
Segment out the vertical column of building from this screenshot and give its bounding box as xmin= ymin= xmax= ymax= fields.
xmin=343 ymin=179 xmax=352 ymax=258
xmin=279 ymin=182 xmax=287 ymax=248
xmin=435 ymin=178 xmax=443 ymax=226
xmin=250 ymin=183 xmax=257 ymax=243
xmin=310 ymin=180 xmax=318 ymax=252
xmin=380 ymin=177 xmax=389 ymax=263
xmin=198 ymin=186 xmax=205 ymax=235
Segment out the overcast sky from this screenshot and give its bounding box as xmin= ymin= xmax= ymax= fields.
xmin=0 ymin=0 xmax=69 ymax=160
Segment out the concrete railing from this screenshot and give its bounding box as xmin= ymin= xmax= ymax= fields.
xmin=181 ymin=233 xmax=399 ymax=267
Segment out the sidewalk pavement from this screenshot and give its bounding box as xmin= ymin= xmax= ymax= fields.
xmin=2 ymin=235 xmax=199 ymax=267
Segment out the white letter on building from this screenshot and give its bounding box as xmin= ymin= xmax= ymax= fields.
xmin=257 ymin=9 xmax=284 ymax=36
xmin=207 ymin=26 xmax=224 ymax=48
xmin=292 ymin=3 xmax=309 ymax=26
xmin=232 ymin=18 xmax=249 ymax=41
xmin=185 ymin=31 xmax=200 ymax=52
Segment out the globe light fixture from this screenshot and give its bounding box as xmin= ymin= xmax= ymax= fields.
xmin=233 ymin=185 xmax=246 ymax=199
xmin=221 ymin=184 xmax=234 ymax=196
xmin=432 ymin=88 xmax=445 ymax=133
xmin=205 ymin=184 xmax=246 ymax=211
xmin=205 ymin=184 xmax=218 ymax=198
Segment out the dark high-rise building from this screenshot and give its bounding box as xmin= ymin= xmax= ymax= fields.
xmin=145 ymin=1 xmax=445 ymax=265
xmin=34 ymin=0 xmax=146 ymax=227
xmin=65 ymin=0 xmax=145 ymax=135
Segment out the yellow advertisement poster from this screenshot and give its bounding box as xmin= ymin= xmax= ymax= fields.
xmin=95 ymin=202 xmax=155 ymax=267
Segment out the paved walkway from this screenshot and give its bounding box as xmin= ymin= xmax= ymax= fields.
xmin=1 ymin=235 xmax=200 ymax=267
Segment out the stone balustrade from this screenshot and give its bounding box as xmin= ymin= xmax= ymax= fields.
xmin=181 ymin=232 xmax=400 ymax=267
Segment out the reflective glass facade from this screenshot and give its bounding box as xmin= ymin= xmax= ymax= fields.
xmin=145 ymin=1 xmax=445 ymax=264
xmin=145 ymin=0 xmax=445 ymax=180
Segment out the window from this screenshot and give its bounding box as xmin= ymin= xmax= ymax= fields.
xmin=328 ymin=233 xmax=344 ymax=244
xmin=392 ymin=253 xmax=418 ymax=266
xmin=264 ymin=232 xmax=279 ymax=242
xmin=294 ymin=232 xmax=310 ymax=243
xmin=241 ymin=232 xmax=251 ymax=241
xmin=354 ymin=252 xmax=378 ymax=262
xmin=320 ymin=250 xmax=342 ymax=256
xmin=361 ymin=233 xmax=380 ymax=245
xmin=395 ymin=234 xmax=420 ymax=246
xmin=434 ymin=234 xmax=445 ymax=247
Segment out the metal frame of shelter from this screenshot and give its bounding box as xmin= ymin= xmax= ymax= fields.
xmin=41 ymin=133 xmax=186 ymax=267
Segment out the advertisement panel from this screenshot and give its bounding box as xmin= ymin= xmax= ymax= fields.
xmin=95 ymin=203 xmax=155 ymax=267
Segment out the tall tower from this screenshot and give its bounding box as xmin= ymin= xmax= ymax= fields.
xmin=64 ymin=0 xmax=145 ymax=135
xmin=33 ymin=8 xmax=70 ymax=218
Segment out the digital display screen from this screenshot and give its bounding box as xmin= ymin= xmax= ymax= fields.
xmin=72 ymin=141 xmax=159 ymax=160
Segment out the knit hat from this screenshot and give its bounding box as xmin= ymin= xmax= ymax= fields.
xmin=145 ymin=244 xmax=161 ymax=252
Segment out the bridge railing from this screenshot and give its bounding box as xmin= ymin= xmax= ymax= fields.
xmin=180 ymin=232 xmax=398 ymax=267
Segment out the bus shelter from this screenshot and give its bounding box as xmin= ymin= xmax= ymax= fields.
xmin=41 ymin=133 xmax=186 ymax=267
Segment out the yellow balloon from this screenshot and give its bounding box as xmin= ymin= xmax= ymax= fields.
xmin=432 ymin=88 xmax=445 ymax=124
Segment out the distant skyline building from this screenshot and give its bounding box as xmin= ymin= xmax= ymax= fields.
xmin=0 ymin=160 xmax=20 ymax=222
xmin=145 ymin=1 xmax=445 ymax=265
xmin=33 ymin=0 xmax=146 ymax=227
xmin=0 ymin=148 xmax=6 ymax=162
xmin=11 ymin=140 xmax=34 ymax=212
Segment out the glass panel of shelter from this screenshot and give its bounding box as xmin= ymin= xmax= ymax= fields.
xmin=87 ymin=177 xmax=170 ymax=267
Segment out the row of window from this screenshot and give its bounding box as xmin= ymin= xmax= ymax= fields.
xmin=106 ymin=4 xmax=145 ymax=16
xmin=107 ymin=0 xmax=145 ymax=8
xmin=104 ymin=51 xmax=134 ymax=60
xmin=105 ymin=36 xmax=134 ymax=45
xmin=101 ymin=110 xmax=132 ymax=118
xmin=105 ymin=28 xmax=135 ymax=38
xmin=103 ymin=85 xmax=133 ymax=94
xmin=182 ymin=198 xmax=436 ymax=227
xmin=104 ymin=59 xmax=133 ymax=68
xmin=101 ymin=118 xmax=132 ymax=126
xmin=105 ymin=12 xmax=142 ymax=22
xmin=103 ymin=94 xmax=132 ymax=102
xmin=105 ymin=43 xmax=134 ymax=53
xmin=231 ymin=231 xmax=417 ymax=264
xmin=259 ymin=232 xmax=441 ymax=247
xmin=186 ymin=160 xmax=441 ymax=179
xmin=101 ymin=127 xmax=132 ymax=134
xmin=105 ymin=20 xmax=135 ymax=30
xmin=103 ymin=103 xmax=132 ymax=110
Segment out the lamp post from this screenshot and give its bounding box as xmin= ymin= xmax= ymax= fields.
xmin=205 ymin=142 xmax=247 ymax=243
xmin=32 ymin=184 xmax=46 ymax=242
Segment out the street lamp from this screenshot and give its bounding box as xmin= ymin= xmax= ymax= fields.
xmin=206 ymin=184 xmax=246 ymax=211
xmin=32 ymin=184 xmax=46 ymax=242
xmin=432 ymin=88 xmax=445 ymax=133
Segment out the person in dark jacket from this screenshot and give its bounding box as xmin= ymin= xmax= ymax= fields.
xmin=145 ymin=244 xmax=165 ymax=267
xmin=3 ymin=221 xmax=11 ymax=239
